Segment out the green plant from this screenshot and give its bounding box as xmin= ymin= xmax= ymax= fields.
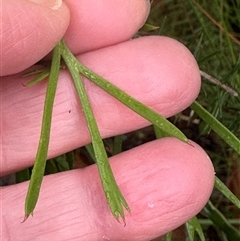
xmin=23 ymin=40 xmax=189 ymax=222
xmin=17 ymin=0 xmax=240 ymax=240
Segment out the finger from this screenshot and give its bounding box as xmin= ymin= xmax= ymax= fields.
xmin=2 ymin=138 xmax=215 ymax=241
xmin=1 ymin=0 xmax=150 ymax=76
xmin=63 ymin=0 xmax=150 ymax=55
xmin=1 ymin=36 xmax=201 ymax=175
xmin=1 ymin=0 xmax=70 ymax=76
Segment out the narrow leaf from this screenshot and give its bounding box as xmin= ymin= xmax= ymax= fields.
xmin=85 ymin=143 xmax=97 ymax=162
xmin=186 ymin=216 xmax=205 ymax=241
xmin=24 ymin=69 xmax=50 ymax=87
xmin=165 ymin=232 xmax=172 ymax=241
xmin=215 ymin=176 xmax=240 ymax=209
xmin=16 ymin=168 xmax=31 ymax=183
xmin=185 ymin=220 xmax=195 ymax=241
xmin=112 ymin=135 xmax=123 ymax=156
xmin=190 ymin=101 xmax=240 ymax=155
xmin=78 ymin=64 xmax=188 ymax=143
xmin=203 ymin=201 xmax=240 ymax=241
xmin=60 ymin=40 xmax=130 ymax=221
xmin=24 ymin=42 xmax=61 ymax=220
xmin=153 ymin=125 xmax=169 ymax=139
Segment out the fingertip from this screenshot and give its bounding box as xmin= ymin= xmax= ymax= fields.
xmin=102 ymin=138 xmax=215 ymax=239
xmin=1 ymin=0 xmax=70 ymax=76
xmin=2 ymin=138 xmax=214 ymax=241
xmin=78 ymin=36 xmax=201 ymax=118
xmin=146 ymin=35 xmax=202 ymax=109
xmin=63 ymin=0 xmax=151 ymax=54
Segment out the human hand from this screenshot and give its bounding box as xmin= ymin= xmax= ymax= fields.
xmin=1 ymin=0 xmax=215 ymax=240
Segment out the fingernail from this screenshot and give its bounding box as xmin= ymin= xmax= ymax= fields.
xmin=27 ymin=0 xmax=62 ymax=10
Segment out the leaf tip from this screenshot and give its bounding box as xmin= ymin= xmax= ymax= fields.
xmin=187 ymin=140 xmax=195 ymax=147
xmin=22 ymin=212 xmax=33 ymax=223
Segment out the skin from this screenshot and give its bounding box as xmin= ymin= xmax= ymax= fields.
xmin=1 ymin=0 xmax=215 ymax=240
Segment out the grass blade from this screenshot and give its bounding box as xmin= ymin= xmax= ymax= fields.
xmin=24 ymin=68 xmax=50 ymax=87
xmin=16 ymin=169 xmax=31 ymax=183
xmin=186 ymin=216 xmax=205 ymax=241
xmin=203 ymin=201 xmax=240 ymax=241
xmin=24 ymin=42 xmax=61 ymax=220
xmin=165 ymin=232 xmax=172 ymax=241
xmin=215 ymin=176 xmax=240 ymax=209
xmin=190 ymin=101 xmax=240 ymax=155
xmin=85 ymin=143 xmax=96 ymax=162
xmin=112 ymin=135 xmax=123 ymax=156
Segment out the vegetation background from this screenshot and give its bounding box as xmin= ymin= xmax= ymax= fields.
xmin=140 ymin=0 xmax=240 ymax=240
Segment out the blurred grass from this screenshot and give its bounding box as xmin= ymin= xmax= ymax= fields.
xmin=143 ymin=0 xmax=240 ymax=240
xmin=144 ymin=0 xmax=240 ymax=137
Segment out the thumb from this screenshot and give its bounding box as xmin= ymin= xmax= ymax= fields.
xmin=0 ymin=0 xmax=70 ymax=76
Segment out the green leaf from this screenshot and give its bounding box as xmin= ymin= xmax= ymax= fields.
xmin=190 ymin=101 xmax=240 ymax=155
xmin=153 ymin=124 xmax=169 ymax=139
xmin=24 ymin=42 xmax=61 ymax=220
xmin=60 ymin=40 xmax=130 ymax=222
xmin=186 ymin=216 xmax=205 ymax=241
xmin=203 ymin=201 xmax=240 ymax=241
xmin=65 ymin=151 xmax=75 ymax=170
xmin=165 ymin=232 xmax=173 ymax=241
xmin=54 ymin=152 xmax=73 ymax=171
xmin=24 ymin=39 xmax=190 ymax=222
xmin=85 ymin=143 xmax=97 ymax=162
xmin=16 ymin=168 xmax=31 ymax=183
xmin=112 ymin=135 xmax=123 ymax=156
xmin=77 ymin=64 xmax=188 ymax=144
xmin=214 ymin=176 xmax=240 ymax=209
xmin=58 ymin=39 xmax=190 ymax=221
xmin=141 ymin=23 xmax=160 ymax=31
xmin=24 ymin=68 xmax=50 ymax=87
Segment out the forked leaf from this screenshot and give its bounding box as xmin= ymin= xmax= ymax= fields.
xmin=24 ymin=42 xmax=61 ymax=220
xmin=24 ymin=39 xmax=190 ymax=222
xmin=60 ymin=40 xmax=130 ymax=221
